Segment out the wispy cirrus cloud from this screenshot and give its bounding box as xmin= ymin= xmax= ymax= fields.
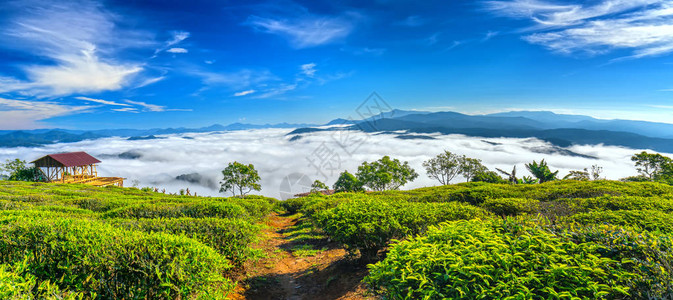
xmin=124 ymin=99 xmax=192 ymax=112
xmin=75 ymin=96 xmax=130 ymax=106
xmin=244 ymin=9 xmax=358 ymax=48
xmin=167 ymin=47 xmax=188 ymax=53
xmin=300 ymin=63 xmax=317 ymax=77
xmin=0 ymin=97 xmax=92 ymax=129
xmin=484 ymin=0 xmax=673 ymax=59
xmin=0 ymin=0 xmax=151 ymax=97
xmin=234 ymin=90 xmax=256 ymax=97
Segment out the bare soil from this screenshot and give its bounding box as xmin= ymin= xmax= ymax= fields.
xmin=230 ymin=213 xmax=375 ymax=300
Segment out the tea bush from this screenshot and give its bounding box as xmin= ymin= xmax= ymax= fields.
xmin=0 ymin=213 xmax=234 ymax=299
xmin=365 ymin=218 xmax=673 ymax=299
xmin=568 ymin=209 xmax=673 ymax=232
xmin=481 ymin=197 xmax=539 ymax=216
xmin=110 ymin=217 xmax=260 ymax=267
xmin=100 ymin=201 xmax=248 ymax=219
xmin=314 ymin=198 xmax=488 ymax=259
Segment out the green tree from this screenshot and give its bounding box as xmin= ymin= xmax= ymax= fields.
xmin=1 ymin=159 xmax=39 ymax=181
xmin=422 ymin=151 xmax=461 ymax=185
xmin=525 ymin=159 xmax=558 ymax=183
xmin=356 ymin=156 xmax=418 ymax=191
xmin=219 ymin=162 xmax=261 ymax=197
xmin=471 ymin=170 xmax=507 ymax=184
xmin=310 ymin=180 xmax=329 ymax=192
xmin=459 ymin=157 xmax=487 ymax=182
xmin=333 ymin=171 xmax=363 ymax=193
xmin=631 ymin=151 xmax=673 ymax=180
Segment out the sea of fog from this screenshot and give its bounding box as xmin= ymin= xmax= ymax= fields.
xmin=0 ymin=128 xmax=662 ymax=199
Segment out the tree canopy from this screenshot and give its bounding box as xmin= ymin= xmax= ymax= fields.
xmin=333 ymin=171 xmax=363 ymax=193
xmin=219 ymin=162 xmax=261 ymax=197
xmin=356 ymin=156 xmax=418 ymax=191
xmin=423 ymin=151 xmax=461 ymax=185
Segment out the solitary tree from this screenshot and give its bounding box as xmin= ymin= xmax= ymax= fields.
xmin=631 ymin=151 xmax=673 ymax=180
xmin=525 ymin=159 xmax=558 ymax=183
xmin=423 ymin=151 xmax=461 ymax=185
xmin=310 ymin=180 xmax=329 ymax=193
xmin=220 ymin=162 xmax=261 ymax=197
xmin=333 ymin=171 xmax=363 ymax=193
xmin=459 ymin=157 xmax=487 ymax=182
xmin=356 ymin=156 xmax=418 ymax=191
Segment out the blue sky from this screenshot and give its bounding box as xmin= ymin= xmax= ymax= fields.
xmin=1 ymin=0 xmax=673 ymax=130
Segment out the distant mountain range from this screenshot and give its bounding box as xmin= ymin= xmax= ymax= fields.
xmin=288 ymin=109 xmax=673 ymax=153
xmin=3 ymin=110 xmax=673 ymax=153
xmin=0 ymin=122 xmax=315 ymax=147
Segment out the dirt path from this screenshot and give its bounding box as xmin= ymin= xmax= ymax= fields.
xmin=231 ymin=213 xmax=375 ymax=300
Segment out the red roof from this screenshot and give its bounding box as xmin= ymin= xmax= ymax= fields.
xmin=33 ymin=151 xmax=101 ymax=167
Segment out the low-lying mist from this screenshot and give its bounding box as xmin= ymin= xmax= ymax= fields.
xmin=0 ymin=128 xmax=660 ymax=199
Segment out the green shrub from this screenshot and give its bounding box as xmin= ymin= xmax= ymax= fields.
xmin=0 ymin=214 xmax=233 ymax=299
xmin=0 ymin=260 xmax=84 ymax=300
xmin=110 ymin=217 xmax=260 ymax=267
xmin=568 ymin=209 xmax=673 ymax=232
xmin=101 ymin=201 xmax=248 ymax=219
xmin=366 ymin=218 xmax=645 ymax=299
xmin=481 ymin=197 xmax=539 ymax=216
xmin=315 ymin=198 xmax=488 ymax=260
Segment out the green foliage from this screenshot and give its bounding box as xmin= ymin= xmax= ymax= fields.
xmin=366 ymin=218 xmax=672 ymax=299
xmin=101 ymin=201 xmax=249 ymax=220
xmin=1 ymin=159 xmax=41 ymax=182
xmin=0 ymin=214 xmax=233 ymax=299
xmin=220 ymin=161 xmax=261 ymax=196
xmin=459 ymin=156 xmax=487 ymax=182
xmin=315 ymin=198 xmax=488 ymax=259
xmin=481 ymin=197 xmax=539 ymax=216
xmin=356 ymin=156 xmax=419 ymax=191
xmin=310 ymin=179 xmax=329 ymax=192
xmin=564 ymin=169 xmax=590 ymax=181
xmin=525 ymin=159 xmax=559 ymax=183
xmin=471 ymin=170 xmax=507 ymax=184
xmin=110 ymin=217 xmax=260 ymax=267
xmin=568 ymin=209 xmax=673 ymax=232
xmin=333 ymin=170 xmax=363 ymax=193
xmin=422 ymin=150 xmax=461 ymax=185
xmin=631 ymin=151 xmax=673 ymax=180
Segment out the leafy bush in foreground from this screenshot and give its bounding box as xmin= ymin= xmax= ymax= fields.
xmin=315 ymin=199 xmax=488 ymax=259
xmin=366 ymin=218 xmax=673 ymax=299
xmin=481 ymin=197 xmax=539 ymax=216
xmin=110 ymin=217 xmax=260 ymax=267
xmin=101 ymin=201 xmax=248 ymax=220
xmin=0 ymin=214 xmax=233 ymax=299
xmin=568 ymin=209 xmax=673 ymax=232
xmin=0 ymin=260 xmax=84 ymax=300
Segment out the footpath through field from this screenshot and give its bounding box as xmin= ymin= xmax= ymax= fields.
xmin=231 ymin=213 xmax=375 ymax=300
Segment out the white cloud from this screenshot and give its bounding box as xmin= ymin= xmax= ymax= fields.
xmin=485 ymin=0 xmax=673 ymax=58
xmin=234 ymin=90 xmax=256 ymax=97
xmin=135 ymin=76 xmax=166 ymax=88
xmin=153 ymin=31 xmax=190 ymax=57
xmin=245 ymin=13 xmax=355 ymax=48
xmin=112 ymin=107 xmax=139 ymax=113
xmin=75 ymin=96 xmax=130 ymax=106
xmin=191 ymin=69 xmax=277 ymax=90
xmin=166 ymin=47 xmax=188 ymax=53
xmin=0 ymin=0 xmax=147 ymax=96
xmin=0 ymin=97 xmax=91 ymax=129
xmin=124 ymin=99 xmax=192 ymax=112
xmin=301 ymin=63 xmax=317 ymax=77
xmin=2 ymin=129 xmax=664 ymax=198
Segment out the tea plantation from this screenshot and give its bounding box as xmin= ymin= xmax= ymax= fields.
xmin=2 ymin=180 xmax=673 ymax=299
xmin=0 ymin=181 xmax=275 ymax=299
xmin=286 ymin=180 xmax=673 ymax=299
